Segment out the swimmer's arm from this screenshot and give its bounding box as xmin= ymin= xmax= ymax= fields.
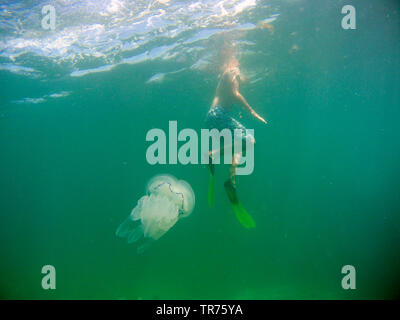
xmin=234 ymin=90 xmax=267 ymax=124
xmin=211 ymin=96 xmax=219 ymax=107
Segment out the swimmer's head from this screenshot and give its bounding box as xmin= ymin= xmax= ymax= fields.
xmin=228 ymin=64 xmax=244 ymax=84
xmin=221 ymin=57 xmax=239 ymax=73
xmin=227 ymin=57 xmax=239 ymax=69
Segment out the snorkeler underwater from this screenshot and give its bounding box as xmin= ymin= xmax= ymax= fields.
xmin=1 ymin=0 xmax=400 ymax=310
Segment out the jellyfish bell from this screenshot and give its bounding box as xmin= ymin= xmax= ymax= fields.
xmin=116 ymin=174 xmax=195 ymax=252
xmin=147 ymin=174 xmax=195 ymax=217
xmin=172 ymin=179 xmax=195 ymax=217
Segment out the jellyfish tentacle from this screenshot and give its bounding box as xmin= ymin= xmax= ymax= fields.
xmin=137 ymin=240 xmax=153 ymax=254
xmin=141 ymin=194 xmax=180 ymax=240
xmin=131 ymin=196 xmax=147 ymax=220
xmin=116 ymin=216 xmax=136 ymax=238
xmin=127 ymin=224 xmax=144 ymax=243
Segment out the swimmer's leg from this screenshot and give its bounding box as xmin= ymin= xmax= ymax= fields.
xmin=229 ymin=153 xmax=239 ymax=187
xmin=207 ymin=144 xmax=228 ymax=207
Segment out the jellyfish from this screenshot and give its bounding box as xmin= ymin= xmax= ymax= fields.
xmin=116 ymin=174 xmax=195 ymax=252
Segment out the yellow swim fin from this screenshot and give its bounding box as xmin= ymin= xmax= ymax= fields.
xmin=224 ymin=180 xmax=256 ymax=229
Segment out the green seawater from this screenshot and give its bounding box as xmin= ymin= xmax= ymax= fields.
xmin=0 ymin=0 xmax=399 ymax=299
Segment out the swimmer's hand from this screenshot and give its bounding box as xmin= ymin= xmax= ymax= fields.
xmin=251 ymin=111 xmax=267 ymax=124
xmin=233 ymin=90 xmax=267 ymax=124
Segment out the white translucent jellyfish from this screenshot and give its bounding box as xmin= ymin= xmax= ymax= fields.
xmin=116 ymin=174 xmax=195 ymax=252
